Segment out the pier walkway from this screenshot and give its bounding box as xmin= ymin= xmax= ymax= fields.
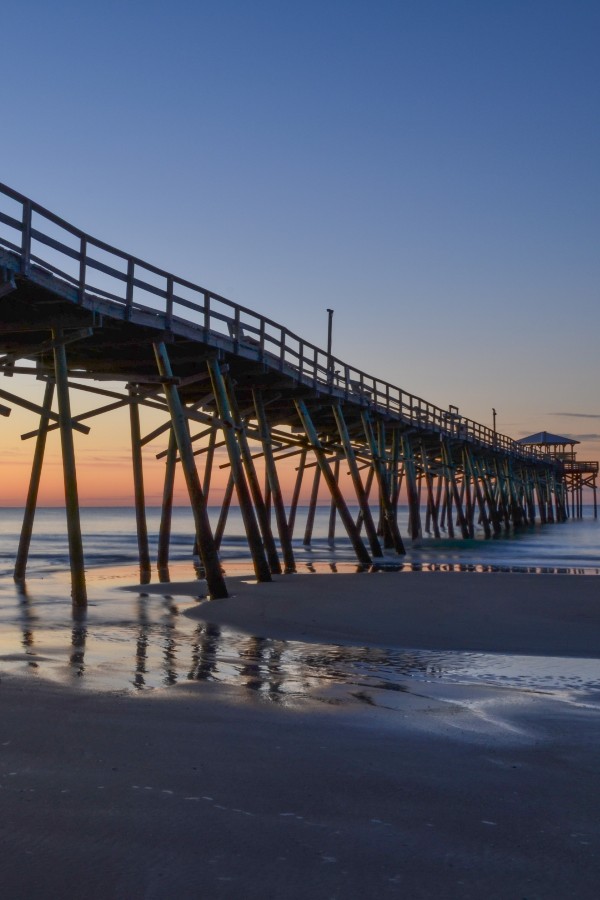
xmin=0 ymin=184 xmax=590 ymax=602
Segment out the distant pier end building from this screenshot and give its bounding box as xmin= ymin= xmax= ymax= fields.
xmin=517 ymin=432 xmax=598 ymax=519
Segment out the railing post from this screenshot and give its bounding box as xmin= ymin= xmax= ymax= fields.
xmin=165 ymin=275 xmax=174 ymax=331
xmin=203 ymin=292 xmax=210 ymax=338
xmin=125 ymin=258 xmax=134 ymax=320
xmin=279 ymin=328 xmax=286 ymax=371
xmin=21 ymin=199 xmax=31 ymax=274
xmin=78 ymin=237 xmax=87 ymax=304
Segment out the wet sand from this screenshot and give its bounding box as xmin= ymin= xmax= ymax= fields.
xmin=171 ymin=570 xmax=600 ymax=658
xmin=2 ymin=571 xmax=599 ymax=898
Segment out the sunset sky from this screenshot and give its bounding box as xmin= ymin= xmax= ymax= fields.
xmin=1 ymin=0 xmax=598 ymax=505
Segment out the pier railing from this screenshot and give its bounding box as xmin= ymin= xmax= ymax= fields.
xmin=0 ymin=182 xmax=546 ymax=463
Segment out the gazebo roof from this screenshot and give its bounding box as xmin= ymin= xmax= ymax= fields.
xmin=517 ymin=431 xmax=579 ymax=446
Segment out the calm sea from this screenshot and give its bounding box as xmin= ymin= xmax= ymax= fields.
xmin=0 ymin=504 xmax=598 ymax=576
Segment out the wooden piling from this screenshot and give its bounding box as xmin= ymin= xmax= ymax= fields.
xmin=328 ymin=458 xmax=340 ymax=546
xmin=361 ymin=412 xmax=405 ymax=553
xmin=207 ymin=359 xmax=271 ymax=582
xmin=226 ymin=377 xmax=281 ymax=575
xmin=14 ymin=379 xmax=55 ymax=581
xmin=295 ymin=399 xmax=371 ymax=566
xmin=157 ymin=428 xmax=177 ymax=572
xmin=420 ymin=441 xmax=441 ymax=539
xmin=288 ymin=448 xmax=307 ymax=538
xmin=402 ymin=435 xmax=423 ymax=540
xmin=465 ymin=448 xmax=491 ymax=538
xmin=52 ymin=326 xmax=87 ymax=605
xmin=253 ymin=389 xmax=296 ymax=573
xmin=153 ymin=343 xmax=228 ymax=598
xmin=129 ymin=386 xmax=151 ymax=581
xmin=333 ymin=404 xmax=382 ymax=558
xmin=303 ymin=465 xmax=321 ymax=547
xmin=215 ymin=473 xmax=235 ymax=549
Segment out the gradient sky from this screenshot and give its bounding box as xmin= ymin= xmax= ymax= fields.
xmin=1 ymin=0 xmax=598 ymax=504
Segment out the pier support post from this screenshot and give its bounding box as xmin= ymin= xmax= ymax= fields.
xmin=362 ymin=412 xmax=405 ymax=553
xmin=288 ymin=448 xmax=307 ymax=538
xmin=157 ymin=428 xmax=177 ymax=572
xmin=295 ymin=400 xmax=371 ymax=566
xmin=420 ymin=441 xmax=441 ymax=539
xmin=215 ymin=473 xmax=235 ymax=549
xmin=14 ymin=379 xmax=55 ymax=581
xmin=402 ymin=435 xmax=423 ymax=540
xmin=207 ymin=359 xmax=271 ymax=582
xmin=303 ymin=465 xmax=321 ymax=547
xmin=225 ymin=377 xmax=281 ymax=575
xmin=153 ymin=342 xmax=228 ymax=598
xmin=52 ymin=326 xmax=87 ymax=605
xmin=328 ymin=458 xmax=340 ymax=546
xmin=475 ymin=457 xmax=501 ymax=536
xmin=129 ymin=386 xmax=151 ymax=581
xmin=253 ymin=389 xmax=296 ymax=573
xmin=333 ymin=404 xmax=382 ymax=558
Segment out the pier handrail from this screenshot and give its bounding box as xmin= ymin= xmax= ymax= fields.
xmin=0 ymin=182 xmax=548 ymax=464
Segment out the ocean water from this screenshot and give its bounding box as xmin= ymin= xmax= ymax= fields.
xmin=0 ymin=505 xmax=598 ymax=703
xmin=0 ymin=504 xmax=598 ymax=576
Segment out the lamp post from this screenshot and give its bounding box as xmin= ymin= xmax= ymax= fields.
xmin=326 ymin=308 xmax=334 ymax=384
xmin=492 ymin=407 xmax=497 ymax=443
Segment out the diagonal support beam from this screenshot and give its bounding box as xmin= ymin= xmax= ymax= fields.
xmin=361 ymin=413 xmax=405 ymax=554
xmin=14 ymin=380 xmax=55 ymax=581
xmin=333 ymin=404 xmax=382 ymax=558
xmin=224 ymin=375 xmax=281 ymax=575
xmin=153 ymin=342 xmax=227 ymax=598
xmin=254 ymin=389 xmax=296 ymax=573
xmin=0 ymin=386 xmax=90 ymax=435
xmin=207 ymin=358 xmax=271 ymax=582
xmin=295 ymin=399 xmax=371 ymax=566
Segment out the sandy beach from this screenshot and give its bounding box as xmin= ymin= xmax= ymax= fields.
xmin=2 ymin=570 xmax=599 ymax=898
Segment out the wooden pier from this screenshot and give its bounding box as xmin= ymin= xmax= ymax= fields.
xmin=0 ymin=183 xmax=594 ymax=604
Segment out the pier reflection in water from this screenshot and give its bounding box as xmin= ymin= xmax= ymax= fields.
xmin=1 ymin=575 xmax=599 ymax=706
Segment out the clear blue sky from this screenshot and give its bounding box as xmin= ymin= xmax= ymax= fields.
xmin=2 ymin=0 xmax=599 ymax=454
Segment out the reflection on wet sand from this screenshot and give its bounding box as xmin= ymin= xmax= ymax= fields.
xmin=17 ymin=582 xmax=39 ymax=669
xmin=1 ymin=577 xmax=599 ymax=704
xmin=70 ymin=610 xmax=87 ymax=677
xmin=188 ymin=622 xmax=220 ymax=682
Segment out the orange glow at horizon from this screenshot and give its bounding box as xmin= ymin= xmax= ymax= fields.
xmin=0 ymin=375 xmax=343 ymax=508
xmin=0 ymin=375 xmax=596 ymax=508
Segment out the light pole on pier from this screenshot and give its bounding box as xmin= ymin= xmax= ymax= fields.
xmin=492 ymin=407 xmax=497 ymax=443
